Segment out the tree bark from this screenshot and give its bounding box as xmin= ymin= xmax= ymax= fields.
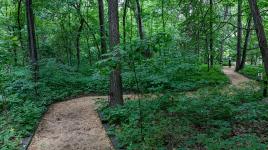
xmin=239 ymin=14 xmax=252 ymax=70
xmin=76 ymin=18 xmax=84 ymax=70
xmin=108 ymin=0 xmax=124 ymax=107
xmin=98 ymin=0 xmax=107 ymax=57
xmin=248 ymin=0 xmax=268 ymax=75
xmin=219 ymin=6 xmax=229 ymax=64
xmin=67 ymin=9 xmax=72 ymax=66
xmin=135 ymin=0 xmax=144 ymax=40
xmin=209 ymin=0 xmax=214 ymax=68
xmin=26 ymin=0 xmax=38 ymax=84
xmin=135 ymin=0 xmax=151 ymax=57
xmin=235 ymin=0 xmax=243 ymax=71
xmin=123 ymin=0 xmax=129 ymax=49
xmin=17 ymin=0 xmax=23 ymax=64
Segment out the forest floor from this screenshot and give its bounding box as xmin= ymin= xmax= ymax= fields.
xmin=28 ymin=96 xmax=114 ymax=150
xmin=222 ymin=66 xmax=252 ymax=87
xmin=28 ymin=67 xmax=252 ymax=150
xmin=27 ymin=95 xmax=137 ymax=150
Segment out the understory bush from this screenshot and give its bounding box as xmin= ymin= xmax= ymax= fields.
xmin=239 ymin=65 xmax=264 ymax=80
xmin=0 ymin=60 xmax=95 ymax=150
xmin=122 ymin=52 xmax=229 ymax=93
xmin=100 ymin=87 xmax=268 ymax=149
xmin=0 ymin=54 xmax=228 ymax=149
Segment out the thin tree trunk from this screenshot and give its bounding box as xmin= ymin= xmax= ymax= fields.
xmin=219 ymin=6 xmax=229 ymax=64
xmin=17 ymin=0 xmax=24 ymax=64
xmin=209 ymin=0 xmax=214 ymax=68
xmin=26 ymin=0 xmax=38 ymax=93
xmin=12 ymin=31 xmax=18 ymax=65
xmin=248 ymin=0 xmax=268 ymax=76
xmin=98 ymin=0 xmax=107 ymax=57
xmin=135 ymin=0 xmax=150 ymax=57
xmin=135 ymin=0 xmax=144 ymax=40
xmin=86 ymin=36 xmax=92 ymax=65
xmin=60 ymin=21 xmax=69 ymax=65
xmin=235 ymin=0 xmax=243 ymax=71
xmin=239 ymin=14 xmax=252 ymax=70
xmin=108 ymin=0 xmax=124 ymax=107
xmin=76 ymin=18 xmax=84 ymax=70
xmin=68 ymin=11 xmax=72 ymax=65
xmin=123 ymin=0 xmax=129 ymax=49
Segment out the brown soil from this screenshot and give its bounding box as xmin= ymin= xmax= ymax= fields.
xmin=222 ymin=66 xmax=251 ymax=87
xmin=28 ymin=95 xmax=136 ymax=150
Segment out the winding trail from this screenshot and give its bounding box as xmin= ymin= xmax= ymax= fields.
xmin=28 ymin=95 xmax=137 ymax=150
xmin=27 ymin=67 xmax=252 ymax=150
xmin=222 ymin=66 xmax=251 ymax=87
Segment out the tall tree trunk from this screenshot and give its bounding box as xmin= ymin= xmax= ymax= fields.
xmin=235 ymin=0 xmax=243 ymax=71
xmin=67 ymin=11 xmax=72 ymax=66
xmin=26 ymin=0 xmax=38 ymax=82
xmin=239 ymin=14 xmax=252 ymax=70
xmin=248 ymin=0 xmax=268 ymax=76
xmin=135 ymin=0 xmax=150 ymax=57
xmin=17 ymin=0 xmax=24 ymax=65
xmin=123 ymin=0 xmax=129 ymax=49
xmin=12 ymin=27 xmax=18 ymax=65
xmin=98 ymin=0 xmax=107 ymax=57
xmin=26 ymin=0 xmax=38 ymax=93
xmin=219 ymin=6 xmax=229 ymax=64
xmin=86 ymin=35 xmax=92 ymax=65
xmin=108 ymin=0 xmax=124 ymax=107
xmin=76 ymin=18 xmax=84 ymax=70
xmin=209 ymin=0 xmax=214 ymax=68
xmin=135 ymin=0 xmax=144 ymax=40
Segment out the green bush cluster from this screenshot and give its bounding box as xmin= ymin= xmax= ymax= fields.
xmin=122 ymin=53 xmax=229 ymax=93
xmin=239 ymin=65 xmax=264 ymax=80
xmin=0 ymin=54 xmax=229 ymax=149
xmin=0 ymin=60 xmax=94 ymax=150
xmin=100 ymin=87 xmax=268 ymax=149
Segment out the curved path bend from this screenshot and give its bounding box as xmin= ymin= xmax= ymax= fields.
xmin=28 ymin=95 xmax=137 ymax=150
xmin=28 ymin=67 xmax=252 ymax=150
xmin=222 ymin=66 xmax=251 ymax=87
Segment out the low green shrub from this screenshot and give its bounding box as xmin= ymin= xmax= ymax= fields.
xmin=100 ymin=87 xmax=268 ymax=149
xmin=0 ymin=54 xmax=229 ymax=149
xmin=239 ymin=65 xmax=264 ymax=80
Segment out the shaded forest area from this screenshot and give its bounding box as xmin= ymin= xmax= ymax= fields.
xmin=0 ymin=0 xmax=268 ymax=149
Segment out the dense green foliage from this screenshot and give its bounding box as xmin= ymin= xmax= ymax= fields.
xmin=0 ymin=0 xmax=267 ymax=149
xmin=100 ymin=87 xmax=267 ymax=149
xmin=0 ymin=60 xmax=92 ymax=149
xmin=0 ymin=53 xmax=229 ymax=149
xmin=240 ymin=65 xmax=264 ymax=80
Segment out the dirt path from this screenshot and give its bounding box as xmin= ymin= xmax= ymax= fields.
xmin=27 ymin=67 xmax=253 ymax=150
xmin=222 ymin=66 xmax=251 ymax=87
xmin=28 ymin=95 xmax=137 ymax=150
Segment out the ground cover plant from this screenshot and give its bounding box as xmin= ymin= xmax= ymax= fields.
xmin=1 ymin=0 xmax=268 ymax=149
xmin=239 ymin=65 xmax=264 ymax=80
xmin=100 ymin=87 xmax=268 ymax=149
xmin=0 ymin=53 xmax=229 ymax=149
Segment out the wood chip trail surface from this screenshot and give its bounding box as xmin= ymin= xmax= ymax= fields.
xmin=222 ymin=66 xmax=251 ymax=86
xmin=28 ymin=95 xmax=137 ymax=150
xmin=28 ymin=67 xmax=252 ymax=150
